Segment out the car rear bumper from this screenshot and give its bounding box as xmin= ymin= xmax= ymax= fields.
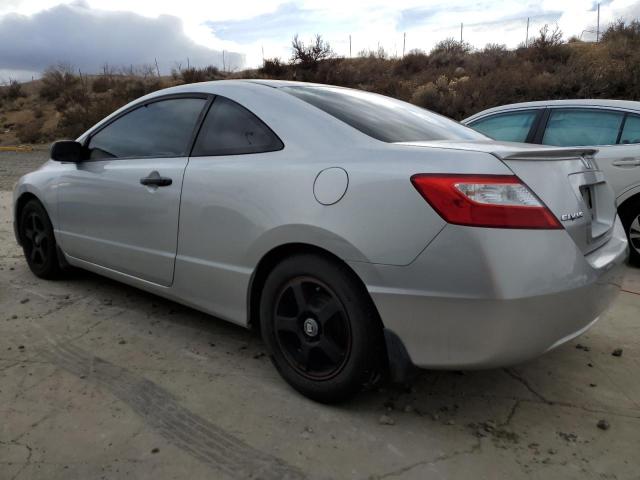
xmin=350 ymin=217 xmax=628 ymax=370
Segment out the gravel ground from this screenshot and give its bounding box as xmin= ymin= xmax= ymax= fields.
xmin=0 ymin=147 xmax=48 ymax=190
xmin=1 ymin=149 xmax=640 ymax=479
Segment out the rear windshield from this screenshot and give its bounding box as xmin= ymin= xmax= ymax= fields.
xmin=283 ymin=86 xmax=486 ymax=143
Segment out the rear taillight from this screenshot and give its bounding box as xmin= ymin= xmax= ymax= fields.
xmin=411 ymin=174 xmax=562 ymax=229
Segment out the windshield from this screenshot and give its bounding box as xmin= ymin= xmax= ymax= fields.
xmin=283 ymin=85 xmax=487 ymax=143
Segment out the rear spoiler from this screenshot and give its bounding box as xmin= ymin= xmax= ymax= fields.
xmin=498 ymin=148 xmax=598 ymax=161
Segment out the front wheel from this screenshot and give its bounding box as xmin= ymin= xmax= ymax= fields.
xmin=620 ymin=198 xmax=640 ymax=266
xmin=19 ymin=199 xmax=63 ymax=279
xmin=259 ymin=254 xmax=385 ymax=403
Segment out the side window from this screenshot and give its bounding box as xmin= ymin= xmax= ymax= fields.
xmin=542 ymin=109 xmax=624 ymax=147
xmin=620 ymin=114 xmax=640 ymax=144
xmin=192 ymin=96 xmax=283 ymax=156
xmin=468 ymin=111 xmax=538 ymax=143
xmin=88 ymin=98 xmax=207 ymax=159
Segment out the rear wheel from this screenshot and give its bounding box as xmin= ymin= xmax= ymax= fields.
xmin=620 ymin=198 xmax=640 ymax=266
xmin=259 ymin=254 xmax=385 ymax=403
xmin=19 ymin=199 xmax=62 ymax=279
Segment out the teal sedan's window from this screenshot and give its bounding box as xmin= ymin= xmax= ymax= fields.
xmin=468 ymin=111 xmax=538 ymax=142
xmin=620 ymin=114 xmax=640 ymax=144
xmin=542 ymin=109 xmax=624 ymax=147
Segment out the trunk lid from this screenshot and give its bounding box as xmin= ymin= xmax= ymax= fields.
xmin=397 ymin=140 xmax=617 ymax=254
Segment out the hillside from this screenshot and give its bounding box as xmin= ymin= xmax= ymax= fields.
xmin=1 ymin=21 xmax=639 ymax=146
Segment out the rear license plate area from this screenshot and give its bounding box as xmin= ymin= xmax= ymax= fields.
xmin=580 ymin=185 xmax=594 ymax=219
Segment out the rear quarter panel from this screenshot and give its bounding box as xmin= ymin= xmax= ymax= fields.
xmin=171 ymin=142 xmax=512 ymax=325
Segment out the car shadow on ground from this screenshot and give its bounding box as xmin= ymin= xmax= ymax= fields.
xmin=51 ymin=266 xmax=628 ymax=415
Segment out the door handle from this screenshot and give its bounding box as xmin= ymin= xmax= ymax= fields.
xmin=140 ymin=172 xmax=172 ymax=187
xmin=612 ymin=158 xmax=640 ymax=167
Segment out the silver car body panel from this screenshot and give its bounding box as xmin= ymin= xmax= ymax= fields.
xmin=13 ymin=81 xmax=628 ymax=367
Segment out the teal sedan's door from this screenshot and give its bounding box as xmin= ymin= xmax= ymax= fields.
xmin=57 ymin=96 xmax=208 ymax=286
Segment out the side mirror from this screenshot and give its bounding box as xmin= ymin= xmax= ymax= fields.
xmin=50 ymin=140 xmax=85 ymax=162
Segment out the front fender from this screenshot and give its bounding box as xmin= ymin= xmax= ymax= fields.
xmin=12 ymin=165 xmax=60 ymax=244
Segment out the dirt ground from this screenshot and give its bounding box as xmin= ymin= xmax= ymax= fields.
xmin=1 ymin=150 xmax=639 ymax=480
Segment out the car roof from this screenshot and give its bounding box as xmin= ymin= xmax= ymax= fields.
xmin=76 ymin=79 xmax=376 ymax=147
xmin=463 ymin=99 xmax=640 ymax=123
xmin=146 ymin=79 xmax=327 ymax=95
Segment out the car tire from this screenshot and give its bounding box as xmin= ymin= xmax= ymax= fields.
xmin=19 ymin=199 xmax=63 ymax=279
xmin=259 ymin=253 xmax=385 ymax=403
xmin=620 ymin=198 xmax=640 ymax=267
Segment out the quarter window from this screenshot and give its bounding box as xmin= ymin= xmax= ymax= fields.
xmin=283 ymin=86 xmax=485 ymax=143
xmin=88 ymin=98 xmax=207 ymax=159
xmin=468 ymin=111 xmax=538 ymax=143
xmin=542 ymin=109 xmax=624 ymax=147
xmin=191 ymin=96 xmax=283 ymax=156
xmin=620 ymin=114 xmax=640 ymax=144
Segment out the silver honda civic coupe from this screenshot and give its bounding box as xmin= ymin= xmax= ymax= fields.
xmin=13 ymin=80 xmax=628 ymax=402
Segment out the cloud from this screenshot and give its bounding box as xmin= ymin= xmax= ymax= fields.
xmin=207 ymin=3 xmax=322 ymax=44
xmin=0 ymin=2 xmax=244 ymax=80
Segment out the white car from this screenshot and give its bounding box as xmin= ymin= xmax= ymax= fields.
xmin=464 ymin=99 xmax=640 ymax=265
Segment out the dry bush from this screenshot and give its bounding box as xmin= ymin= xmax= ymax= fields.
xmin=430 ymin=39 xmax=473 ymax=67
xmin=92 ymin=75 xmax=115 ymax=93
xmin=394 ymin=50 xmax=429 ymax=75
xmin=3 ymin=80 xmax=26 ymax=100
xmin=40 ymin=64 xmax=79 ymax=101
xmin=179 ymin=66 xmax=221 ymax=84
xmin=291 ymin=34 xmax=335 ymax=70
xmin=522 ymin=25 xmax=571 ymax=65
xmin=260 ymin=58 xmax=287 ymax=77
xmin=16 ymin=115 xmax=44 ymax=143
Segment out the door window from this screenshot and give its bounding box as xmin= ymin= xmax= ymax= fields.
xmin=542 ymin=109 xmax=624 ymax=147
xmin=88 ymin=97 xmax=207 ymax=159
xmin=192 ymin=96 xmax=283 ymax=156
xmin=467 ymin=111 xmax=538 ymax=143
xmin=620 ymin=114 xmax=640 ymax=144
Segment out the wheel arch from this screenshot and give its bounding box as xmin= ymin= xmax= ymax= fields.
xmin=246 ymin=242 xmax=382 ymax=333
xmin=14 ymin=191 xmax=42 ymax=245
xmin=618 ymin=188 xmax=640 ymax=215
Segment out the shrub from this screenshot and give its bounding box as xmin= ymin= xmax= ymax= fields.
xmin=4 ymin=80 xmax=26 ymax=100
xmin=394 ymin=50 xmax=429 ymax=75
xmin=16 ymin=116 xmax=44 ymax=143
xmin=92 ymin=75 xmax=115 ymax=93
xmin=40 ymin=64 xmax=79 ymax=101
xmin=260 ymin=58 xmax=287 ymax=77
xmin=180 ymin=66 xmax=221 ymax=84
xmin=291 ymin=34 xmax=335 ymax=69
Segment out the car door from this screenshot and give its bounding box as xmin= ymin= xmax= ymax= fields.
xmin=465 ymin=109 xmax=542 ymax=143
xmin=171 ymin=95 xmax=284 ymax=321
xmin=539 ymin=108 xmax=640 ymax=198
xmin=57 ymin=95 xmax=209 ymax=286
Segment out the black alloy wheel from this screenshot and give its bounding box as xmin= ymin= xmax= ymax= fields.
xmin=273 ymin=276 xmax=352 ymax=380
xmin=19 ymin=199 xmax=62 ymax=279
xmin=260 ymin=253 xmax=385 ymax=403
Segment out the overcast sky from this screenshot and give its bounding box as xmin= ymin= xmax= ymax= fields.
xmin=1 ymin=0 xmax=639 ymax=81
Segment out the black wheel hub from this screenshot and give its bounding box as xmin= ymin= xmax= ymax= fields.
xmin=273 ymin=277 xmax=351 ymax=380
xmin=630 ymin=214 xmax=640 ymax=255
xmin=22 ymin=212 xmax=49 ymax=267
